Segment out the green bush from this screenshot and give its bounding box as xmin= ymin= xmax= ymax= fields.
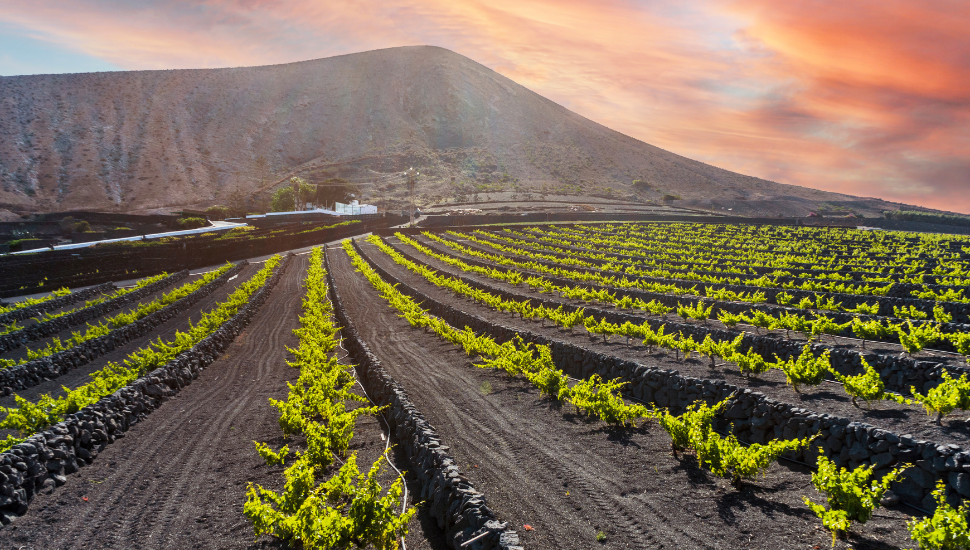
xmin=176 ymin=217 xmax=207 ymax=229
xmin=271 ymin=187 xmax=296 ymax=212
xmin=772 ymin=346 xmax=829 ymax=393
xmin=907 ymin=481 xmax=970 ymax=549
xmin=804 ymin=455 xmax=905 ymax=546
xmin=911 ymin=371 xmax=970 ymax=425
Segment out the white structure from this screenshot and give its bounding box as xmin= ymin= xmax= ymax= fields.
xmin=334 ymin=200 xmax=377 ymax=215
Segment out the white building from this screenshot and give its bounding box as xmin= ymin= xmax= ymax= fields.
xmin=333 ymin=200 xmax=378 ymax=215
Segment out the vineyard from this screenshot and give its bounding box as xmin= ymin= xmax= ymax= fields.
xmin=0 ymin=220 xmax=968 ymax=549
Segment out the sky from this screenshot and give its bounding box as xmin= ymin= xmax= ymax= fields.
xmin=0 ymin=0 xmax=967 ymax=213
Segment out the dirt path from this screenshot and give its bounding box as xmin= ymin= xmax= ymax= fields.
xmin=0 ymin=256 xmax=305 ymax=549
xmin=329 ymin=244 xmax=915 ymax=550
xmin=0 ymin=252 xmax=441 ymax=550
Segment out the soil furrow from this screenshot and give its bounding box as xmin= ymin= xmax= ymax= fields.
xmin=329 ymin=242 xmax=915 ymax=549
xmin=383 ymin=236 xmax=970 ymax=448
xmin=332 ymin=238 xmax=908 ymax=548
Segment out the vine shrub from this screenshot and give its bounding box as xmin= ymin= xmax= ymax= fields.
xmin=827 ymin=357 xmax=909 ymax=409
xmin=771 ymin=346 xmax=830 ymax=393
xmin=245 ymin=247 xmax=412 ymax=549
xmin=245 ymin=453 xmax=412 ymax=550
xmin=652 ymin=397 xmax=813 ymax=488
xmin=803 ymin=454 xmax=905 ymax=546
xmin=911 ymin=371 xmax=970 ymax=425
xmin=569 ymin=375 xmax=651 ymax=427
xmin=897 ymin=321 xmax=942 ymax=355
xmin=851 ymin=318 xmax=891 ymax=350
xmin=0 ymin=257 xmax=281 ymax=451
xmin=652 ymin=398 xmax=727 ymax=456
xmin=906 ymin=481 xmax=970 ymax=549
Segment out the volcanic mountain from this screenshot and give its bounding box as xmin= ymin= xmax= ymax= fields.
xmin=0 ymin=45 xmax=906 ymax=216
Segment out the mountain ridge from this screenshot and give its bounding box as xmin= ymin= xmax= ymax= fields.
xmin=0 ymin=45 xmax=915 ymax=216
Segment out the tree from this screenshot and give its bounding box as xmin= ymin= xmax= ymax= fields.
xmin=271 ymin=187 xmax=295 ymax=212
xmin=315 ymin=178 xmax=354 ymax=210
xmin=289 ymin=177 xmax=316 ymax=210
xmin=205 ymin=205 xmax=230 ymax=220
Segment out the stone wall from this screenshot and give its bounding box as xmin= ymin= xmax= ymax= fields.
xmin=325 ymin=250 xmax=522 ymax=550
xmin=0 ymin=271 xmax=189 ymax=353
xmin=0 ymin=255 xmax=290 ymax=523
xmin=355 ymin=239 xmax=970 ymax=511
xmin=391 ymin=238 xmax=968 ymax=394
xmin=448 ymin=232 xmax=970 ymax=322
xmin=0 ymin=263 xmax=245 ymax=394
xmin=0 ymin=283 xmax=114 ymax=325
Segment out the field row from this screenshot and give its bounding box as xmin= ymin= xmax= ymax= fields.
xmin=339 ymin=231 xmax=969 ymax=549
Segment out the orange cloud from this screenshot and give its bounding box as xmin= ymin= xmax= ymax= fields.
xmin=1 ymin=0 xmax=967 ymax=212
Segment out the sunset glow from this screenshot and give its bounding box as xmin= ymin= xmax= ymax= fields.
xmin=2 ymin=0 xmax=966 ymax=212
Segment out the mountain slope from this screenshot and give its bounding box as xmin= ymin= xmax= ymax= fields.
xmin=0 ymin=45 xmax=901 ymax=215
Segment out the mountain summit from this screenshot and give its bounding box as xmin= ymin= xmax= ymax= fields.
xmin=0 ymin=45 xmax=896 ymax=215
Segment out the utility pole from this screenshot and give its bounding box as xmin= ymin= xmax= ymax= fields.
xmin=405 ymin=167 xmax=419 ymax=226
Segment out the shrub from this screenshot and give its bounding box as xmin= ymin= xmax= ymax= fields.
xmin=804 ymin=455 xmax=905 ymax=546
xmin=847 ymin=301 xmax=880 ymax=315
xmin=745 ymin=310 xmax=776 ymax=333
xmin=568 ymin=375 xmax=650 ymax=427
xmin=772 ymin=346 xmax=829 ymax=393
xmin=897 ymin=320 xmax=942 ymax=355
xmin=949 ymin=332 xmax=970 ymax=364
xmin=652 ymin=398 xmax=727 ymax=456
xmin=205 ymin=205 xmax=230 ymax=220
xmin=271 ymin=187 xmax=296 ymax=212
xmin=895 ymin=305 xmax=929 ymax=320
xmin=733 ymin=347 xmax=770 ymax=378
xmin=907 ymin=480 xmax=970 ymax=549
xmin=851 ymin=318 xmax=891 ymax=349
xmin=829 ymin=356 xmax=908 ymax=408
xmin=933 ymin=303 xmax=953 ymax=324
xmin=911 ymin=371 xmax=970 ymax=425
xmin=176 ymin=217 xmax=207 ymax=229
xmin=775 ymin=291 xmax=795 ymax=306
xmin=698 ymin=430 xmax=814 ymax=489
xmin=717 ymin=310 xmax=744 ymax=328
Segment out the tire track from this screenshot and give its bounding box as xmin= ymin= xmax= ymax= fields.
xmin=0 ymin=256 xmax=308 ymax=550
xmin=330 ymin=247 xmax=678 ymax=549
xmin=70 ymin=256 xmax=306 ymax=548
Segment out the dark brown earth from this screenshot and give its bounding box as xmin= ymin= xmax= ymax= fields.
xmin=329 ymin=242 xmax=916 ymax=549
xmin=0 ymin=251 xmax=441 ymax=549
xmin=377 ymin=235 xmax=970 ymax=449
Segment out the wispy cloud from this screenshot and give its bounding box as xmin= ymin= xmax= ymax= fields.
xmin=1 ymin=0 xmax=967 ymax=212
